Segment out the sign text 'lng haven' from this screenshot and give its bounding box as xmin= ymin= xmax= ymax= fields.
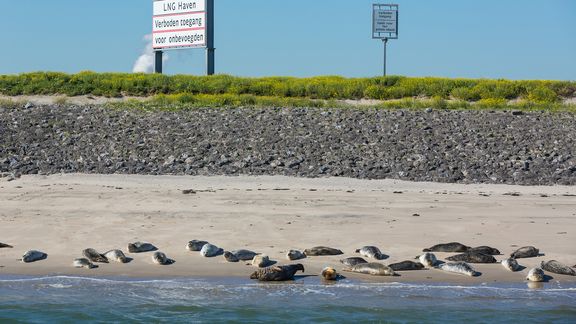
xmin=153 ymin=0 xmax=206 ymax=49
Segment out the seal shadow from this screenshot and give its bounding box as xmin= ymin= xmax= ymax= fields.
xmin=543 ymin=274 xmax=554 ymax=282
xmin=123 ymin=257 xmax=134 ymax=263
xmin=516 ymin=265 xmax=527 ymax=271
xmin=377 ymin=254 xmax=390 ymax=260
xmin=472 ymin=271 xmax=482 ymax=277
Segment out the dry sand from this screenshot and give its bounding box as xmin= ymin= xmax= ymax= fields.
xmin=0 ymin=174 xmax=575 ymax=284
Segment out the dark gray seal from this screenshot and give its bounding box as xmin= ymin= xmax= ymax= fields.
xmin=73 ymin=258 xmax=96 ymax=269
xmin=82 ymin=248 xmax=108 ymax=263
xmin=340 ymin=257 xmax=368 ymax=267
xmin=541 ymin=260 xmax=576 ymax=276
xmin=224 ymin=251 xmax=239 ymax=262
xmin=128 ymin=242 xmax=157 ymax=253
xmin=446 ymin=252 xmax=497 ymax=263
xmin=228 ymin=249 xmax=258 ymax=261
xmin=423 ymin=242 xmax=470 ymax=252
xmin=356 ymin=246 xmax=386 ymax=260
xmin=0 ymin=242 xmax=13 ymax=248
xmin=468 ymin=246 xmax=501 ymax=255
xmin=342 ymin=262 xmax=396 ymax=276
xmin=510 ymin=246 xmax=539 ymax=259
xmin=21 ymin=250 xmax=47 ymax=263
xmin=250 ymin=264 xmax=305 ymax=281
xmin=104 ymin=249 xmax=129 ymax=263
xmin=287 ymin=250 xmax=306 ymax=261
xmin=200 ymin=243 xmax=223 ymax=257
xmin=304 ymin=246 xmax=343 ymax=256
xmin=186 ymin=240 xmax=208 ymax=252
xmin=152 ymin=252 xmax=174 ymax=265
xmin=389 ymin=261 xmax=425 ymax=271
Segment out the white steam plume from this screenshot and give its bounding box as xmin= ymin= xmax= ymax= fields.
xmin=132 ymin=34 xmax=168 ymax=73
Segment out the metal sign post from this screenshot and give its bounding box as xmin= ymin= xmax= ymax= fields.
xmin=372 ymin=4 xmax=398 ymax=76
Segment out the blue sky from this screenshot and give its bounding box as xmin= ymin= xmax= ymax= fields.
xmin=1 ymin=0 xmax=575 ymax=80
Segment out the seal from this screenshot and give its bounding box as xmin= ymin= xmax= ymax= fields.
xmin=355 ymin=246 xmax=386 ymax=260
xmin=73 ymin=258 xmax=96 ymax=269
xmin=418 ymin=252 xmax=437 ymax=268
xmin=152 ymin=252 xmax=174 ymax=265
xmin=250 ymin=264 xmax=305 ymax=281
xmin=510 ymin=246 xmax=539 ymax=259
xmin=389 ymin=261 xmax=425 ymax=271
xmin=0 ymin=242 xmax=13 ymax=248
xmin=445 ymin=252 xmax=497 ymax=263
xmin=304 ymin=246 xmax=343 ymax=256
xmin=252 ymin=255 xmax=272 ymax=268
xmin=287 ymin=250 xmax=306 ymax=261
xmin=82 ymin=248 xmax=109 ymax=263
xmin=342 ymin=262 xmax=396 ymax=276
xmin=321 ymin=267 xmax=339 ymax=280
xmin=186 ymin=240 xmax=208 ymax=252
xmin=21 ymin=250 xmax=47 ymax=263
xmin=541 ymin=260 xmax=576 ymax=276
xmin=423 ymin=242 xmax=470 ymax=253
xmin=501 ymin=258 xmax=520 ymax=272
xmin=228 ymin=249 xmax=258 ymax=261
xmin=340 ymin=257 xmax=368 ymax=267
xmin=437 ymin=262 xmax=478 ymax=276
xmin=224 ymin=251 xmax=239 ymax=262
xmin=200 ymin=243 xmax=223 ymax=257
xmin=128 ymin=242 xmax=157 ymax=253
xmin=104 ymin=249 xmax=129 ymax=263
xmin=468 ymin=246 xmax=501 ymax=255
xmin=526 ymin=267 xmax=545 ymax=282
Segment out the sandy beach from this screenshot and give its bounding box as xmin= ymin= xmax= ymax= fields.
xmin=0 ymin=174 xmax=575 ymax=284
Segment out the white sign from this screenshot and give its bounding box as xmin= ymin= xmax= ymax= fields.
xmin=153 ymin=0 xmax=206 ymax=49
xmin=372 ymin=5 xmax=398 ymax=39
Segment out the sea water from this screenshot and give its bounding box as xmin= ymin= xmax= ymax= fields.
xmin=0 ymin=276 xmax=574 ymax=323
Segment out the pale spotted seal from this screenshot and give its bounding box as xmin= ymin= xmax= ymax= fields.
xmin=250 ymin=264 xmax=304 ymax=281
xmin=541 ymin=260 xmax=576 ymax=276
xmin=186 ymin=240 xmax=208 ymax=252
xmin=21 ymin=250 xmax=47 ymax=263
xmin=321 ymin=267 xmax=339 ymax=280
xmin=526 ymin=268 xmax=545 ymax=282
xmin=340 ymin=257 xmax=368 ymax=267
xmin=304 ymin=246 xmax=343 ymax=256
xmin=423 ymin=242 xmax=470 ymax=253
xmin=446 ymin=252 xmax=497 ymax=263
xmin=418 ymin=253 xmax=438 ymax=268
xmin=355 ymin=246 xmax=387 ymax=260
xmin=342 ymin=262 xmax=396 ymax=276
xmin=437 ymin=262 xmax=478 ymax=276
xmin=73 ymin=258 xmax=96 ymax=269
xmin=501 ymin=258 xmax=520 ymax=272
xmin=0 ymin=242 xmax=13 ymax=248
xmin=287 ymin=250 xmax=306 ymax=261
xmin=468 ymin=246 xmax=501 ymax=255
xmin=128 ymin=242 xmax=157 ymax=253
xmin=200 ymin=243 xmax=223 ymax=257
xmin=252 ymin=255 xmax=272 ymax=268
xmin=82 ymin=248 xmax=108 ymax=263
xmin=152 ymin=252 xmax=174 ymax=265
xmin=104 ymin=249 xmax=129 ymax=263
xmin=389 ymin=261 xmax=425 ymax=271
xmin=510 ymin=246 xmax=539 ymax=259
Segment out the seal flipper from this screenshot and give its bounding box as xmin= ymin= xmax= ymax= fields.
xmin=0 ymin=243 xmax=13 ymax=248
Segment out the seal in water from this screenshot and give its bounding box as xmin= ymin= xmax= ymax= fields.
xmin=287 ymin=250 xmax=306 ymax=261
xmin=250 ymin=264 xmax=305 ymax=281
xmin=422 ymin=242 xmax=470 ymax=253
xmin=321 ymin=267 xmax=339 ymax=280
xmin=186 ymin=240 xmax=208 ymax=252
xmin=200 ymin=243 xmax=223 ymax=257
xmin=82 ymin=248 xmax=108 ymax=263
xmin=501 ymin=258 xmax=520 ymax=272
xmin=541 ymin=260 xmax=576 ymax=276
xmin=304 ymin=246 xmax=343 ymax=256
xmin=526 ymin=268 xmax=545 ymax=282
xmin=468 ymin=246 xmax=501 ymax=255
xmin=510 ymin=246 xmax=539 ymax=259
xmin=389 ymin=261 xmax=425 ymax=271
xmin=73 ymin=258 xmax=96 ymax=269
xmin=342 ymin=262 xmax=396 ymax=276
xmin=252 ymin=255 xmax=272 ymax=268
xmin=446 ymin=252 xmax=497 ymax=263
xmin=418 ymin=252 xmax=438 ymax=268
xmin=355 ymin=246 xmax=386 ymax=260
xmin=0 ymin=242 xmax=13 ymax=248
xmin=340 ymin=257 xmax=368 ymax=267
xmin=152 ymin=252 xmax=174 ymax=265
xmin=437 ymin=262 xmax=478 ymax=276
xmin=21 ymin=250 xmax=47 ymax=263
xmin=104 ymin=249 xmax=129 ymax=263
xmin=128 ymin=242 xmax=157 ymax=253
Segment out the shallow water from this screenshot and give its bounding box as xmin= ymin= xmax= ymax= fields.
xmin=0 ymin=276 xmax=575 ymax=323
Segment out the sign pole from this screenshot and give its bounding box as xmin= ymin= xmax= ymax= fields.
xmin=206 ymin=0 xmax=215 ymax=75
xmin=382 ymin=38 xmax=388 ymax=76
xmin=154 ymin=50 xmax=163 ymax=74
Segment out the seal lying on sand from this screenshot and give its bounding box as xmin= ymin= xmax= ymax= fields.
xmin=82 ymin=248 xmax=108 ymax=263
xmin=423 ymin=242 xmax=470 ymax=253
xmin=104 ymin=249 xmax=129 ymax=263
xmin=186 ymin=240 xmax=208 ymax=252
xmin=21 ymin=250 xmax=47 ymax=263
xmin=252 ymin=255 xmax=272 ymax=268
xmin=510 ymin=246 xmax=539 ymax=259
xmin=446 ymin=252 xmax=497 ymax=263
xmin=418 ymin=253 xmax=438 ymax=268
xmin=0 ymin=243 xmax=13 ymax=248
xmin=340 ymin=257 xmax=368 ymax=267
xmin=287 ymin=250 xmax=306 ymax=261
xmin=389 ymin=261 xmax=425 ymax=271
xmin=304 ymin=246 xmax=343 ymax=256
xmin=437 ymin=262 xmax=478 ymax=276
xmin=501 ymin=258 xmax=520 ymax=271
xmin=541 ymin=260 xmax=576 ymax=276
xmin=128 ymin=242 xmax=157 ymax=253
xmin=200 ymin=243 xmax=223 ymax=257
xmin=224 ymin=250 xmax=258 ymax=262
xmin=526 ymin=268 xmax=545 ymax=282
xmin=356 ymin=246 xmax=386 ymax=260
xmin=321 ymin=267 xmax=339 ymax=280
xmin=73 ymin=258 xmax=96 ymax=269
xmin=342 ymin=263 xmax=396 ymax=276
xmin=468 ymin=246 xmax=500 ymax=255
xmin=250 ymin=264 xmax=304 ymax=281
xmin=152 ymin=252 xmax=174 ymax=265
